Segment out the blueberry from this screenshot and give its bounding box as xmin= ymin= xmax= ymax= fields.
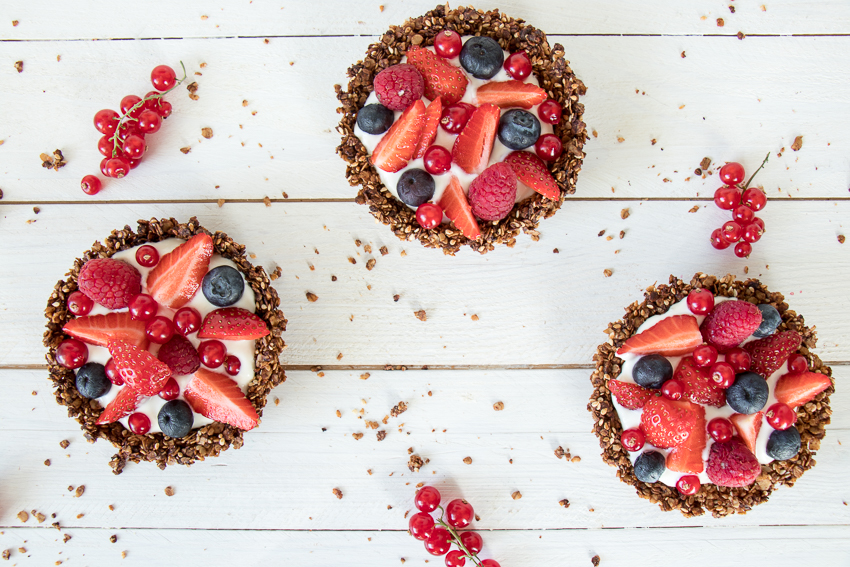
xmin=634 ymin=451 xmax=666 ymax=483
xmin=75 ymin=362 xmax=111 ymax=399
xmin=726 ymin=372 xmax=769 ymax=414
xmin=357 ymin=103 xmax=394 ymax=135
xmin=158 ymin=400 xmax=194 ymax=438
xmin=202 ymin=266 xmax=245 ymax=307
xmin=766 ymin=426 xmax=801 ymax=461
xmin=396 ymin=168 xmax=435 ymax=207
xmin=632 ymin=354 xmax=674 ymax=390
xmin=459 ymin=36 xmax=504 ymax=79
xmin=754 ymin=304 xmax=782 ymax=338
xmin=497 ymin=109 xmax=541 ymax=150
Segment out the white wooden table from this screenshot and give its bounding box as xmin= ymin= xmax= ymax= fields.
xmin=1 ymin=1 xmax=848 ymax=565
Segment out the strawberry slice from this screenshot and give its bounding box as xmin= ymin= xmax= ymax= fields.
xmin=438 ymin=175 xmax=481 ymax=240
xmin=608 ymin=379 xmax=654 ymax=410
xmin=774 ymin=371 xmax=831 ymax=407
xmin=198 ymin=307 xmax=270 ymax=340
xmin=666 ymin=407 xmax=706 ymax=474
xmin=414 ymin=97 xmax=442 ymax=159
xmin=640 ymin=396 xmax=703 ymax=449
xmin=146 ymin=233 xmax=214 ymax=309
xmin=743 ymin=330 xmax=802 ymax=378
xmin=95 ymin=385 xmax=144 ymax=425
xmin=504 ymin=151 xmax=560 ymax=200
xmin=63 ymin=312 xmax=148 ymax=350
xmin=674 ymin=356 xmax=726 ymax=408
xmin=616 ymin=315 xmax=703 ymax=357
xmin=107 ymin=340 xmax=172 ymax=396
xmin=452 ymin=104 xmax=500 ymax=175
xmin=371 ymin=100 xmax=426 ymax=173
xmin=184 ymin=368 xmax=259 ymax=430
xmin=406 ymin=46 xmax=468 ymax=105
xmin=476 ymin=80 xmax=548 ymax=109
xmin=729 ymin=412 xmax=763 ymax=454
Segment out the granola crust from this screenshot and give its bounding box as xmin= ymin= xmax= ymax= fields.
xmin=335 ymin=4 xmax=587 ymax=255
xmin=43 ymin=217 xmax=287 ymax=474
xmin=588 ymin=273 xmax=834 ymax=517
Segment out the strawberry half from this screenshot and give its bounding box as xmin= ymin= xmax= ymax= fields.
xmin=730 ymin=411 xmax=763 ymax=454
xmin=107 ymin=340 xmax=172 ymax=396
xmin=184 ymin=368 xmax=259 ymax=430
xmin=406 ymin=46 xmax=468 ymax=105
xmin=743 ymin=330 xmax=802 ymax=378
xmin=617 ymin=315 xmax=703 ymax=357
xmin=371 ymin=100 xmax=426 ymax=173
xmin=608 ymin=379 xmax=654 ymax=410
xmin=146 ymin=233 xmax=214 ymax=309
xmin=476 ymin=80 xmax=547 ymax=109
xmin=640 ymin=396 xmax=703 ymax=449
xmin=504 ymin=151 xmax=560 ymax=200
xmin=438 ymin=175 xmax=481 ymax=240
xmin=95 ymin=385 xmax=144 ymax=425
xmin=674 ymin=356 xmax=726 ymax=408
xmin=414 ymin=97 xmax=442 ymax=159
xmin=666 ymin=407 xmax=706 ymax=474
xmin=63 ymin=312 xmax=148 ymax=350
xmin=452 ymin=104 xmax=500 ymax=175
xmin=198 ymin=307 xmax=270 ymax=340
xmin=774 ymin=371 xmax=831 ymax=407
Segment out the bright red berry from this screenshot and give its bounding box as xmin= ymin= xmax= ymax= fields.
xmin=714 ymin=186 xmax=742 ymax=210
xmin=434 ymin=30 xmax=462 ymax=59
xmin=534 ymin=133 xmax=562 ymax=162
xmin=741 ymin=187 xmax=766 ymax=211
xmin=409 ymin=512 xmax=435 ymax=541
xmin=503 ymin=51 xmax=532 ymax=80
xmin=128 ymin=412 xmax=151 ymax=435
xmin=686 ymin=289 xmax=715 ymax=315
xmin=719 ymin=162 xmax=745 ymax=185
xmin=424 ymin=528 xmax=452 ymax=556
xmin=158 ymin=100 xmax=173 ymax=118
xmin=143 ymin=91 xmax=163 ymax=112
xmin=742 ymin=222 xmax=763 ymax=243
xmin=225 ymin=355 xmax=241 ymax=376
xmin=733 ymin=204 xmax=755 ymax=224
xmin=480 ymin=561 xmax=501 ymax=567
xmin=766 ymin=403 xmax=796 ymax=430
xmin=373 ymin=64 xmax=425 ymax=111
xmin=415 ymin=486 xmax=441 ymax=513
xmin=94 ymin=109 xmax=119 ymax=135
xmin=734 ymin=241 xmax=752 ymax=258
xmin=440 ymin=103 xmax=473 ymax=134
xmin=174 ymin=307 xmax=202 ymax=336
xmin=692 ymin=344 xmax=718 ymax=367
xmin=55 ymin=338 xmax=88 ymax=369
xmin=445 ymin=550 xmax=467 ymax=567
xmin=151 ymin=65 xmax=177 ymax=91
xmin=67 ymin=291 xmax=94 ymax=316
xmin=661 ymin=378 xmax=684 ymax=400
xmin=128 ymin=157 xmax=142 ymax=169
xmin=135 ymin=245 xmax=160 ymax=267
xmin=721 ymin=220 xmax=743 ymax=243
xmin=459 ymin=532 xmax=483 ymax=554
xmin=416 ymin=202 xmax=443 ymax=229
xmin=751 ymin=216 xmax=765 ymax=232
xmin=445 ymin=499 xmax=474 ymax=528
xmin=138 ymin=110 xmax=162 ymax=134
xmin=97 ymin=135 xmax=115 ymax=157
xmin=105 ymin=157 xmax=130 ymax=179
xmin=81 ymin=175 xmax=103 ymax=196
xmin=725 ymin=347 xmax=752 ymax=372
xmin=620 ymin=428 xmax=645 ymax=451
xmin=676 ymin=474 xmax=701 ymax=495
xmin=146 ymin=315 xmax=175 ymax=344
xmin=158 ymin=377 xmax=180 ymax=401
xmin=105 ymin=357 xmax=123 ymax=385
xmin=198 ymin=340 xmax=226 ymax=368
xmin=101 ymin=157 xmax=111 ymax=177
xmin=423 ymin=145 xmax=452 ymax=175
xmin=709 ymin=361 xmax=736 ymax=388
xmin=788 ymin=354 xmax=808 ymax=374
xmin=120 ymin=95 xmax=143 ymax=118
xmin=537 ymin=99 xmax=561 ymax=124
xmin=78 ymin=257 xmax=141 ymax=309
xmin=710 ymin=228 xmax=732 ymax=250
xmin=129 ymin=293 xmax=159 ymax=321
xmin=122 ymin=135 xmax=146 ymax=160
xmin=708 ymin=417 xmax=734 ymax=442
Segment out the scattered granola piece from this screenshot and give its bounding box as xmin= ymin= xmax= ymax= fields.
xmin=688 ymin=205 xmax=700 ymax=213
xmin=592 ymin=555 xmax=601 ymax=566
xmin=400 ymin=250 xmax=407 ymax=257
xmin=365 ymin=420 xmax=379 ymax=430
xmin=606 ymin=235 xmax=613 ymax=241
xmin=377 ymin=430 xmax=387 ymax=441
xmin=555 ymin=446 xmax=565 ymax=459
xmin=408 ymin=454 xmax=424 ymax=472
xmin=331 ymin=275 xmax=337 ymax=281
xmin=14 ymin=61 xmax=23 ymax=73
xmin=200 ymin=15 xmax=208 ymax=20
xmin=44 ymin=459 xmax=51 ymax=466
xmin=379 ymin=246 xmax=389 ymax=256
xmin=591 ymin=129 xmax=598 ymax=138
xmin=619 ymin=230 xmax=625 ymax=239
xmin=792 ymin=135 xmax=803 ymax=151
xmin=75 ymin=485 xmax=85 ymax=498
xmin=352 ymin=433 xmax=364 ymax=440
xmin=651 ymin=138 xmax=657 ymax=145
xmin=164 ymin=486 xmax=175 ymax=497
xmin=186 ymin=82 xmax=199 ymax=100
xmin=717 ymin=17 xmax=724 ymax=26
xmin=737 ymin=31 xmax=746 ymax=40
xmin=598 ymin=230 xmax=605 ymax=237
xmin=391 ymin=402 xmax=408 ymax=417
xmin=838 ymin=235 xmax=845 ymax=244
xmin=60 ymin=439 xmax=70 ymax=449
xmin=366 ymin=258 xmax=376 ymax=271
xmin=348 ymin=256 xmax=356 ymax=264
xmin=306 ymin=292 xmax=318 ymax=302
xmin=493 ymin=401 xmax=504 ymax=411
xmin=17 ymin=511 xmax=28 ymax=523
xmin=553 ymin=248 xmax=559 ymax=253
xmin=414 ymin=310 xmax=427 ymax=321
xmin=511 ymin=491 xmax=522 ymax=500
xmin=393 ymin=294 xmax=400 ymax=302
xmin=679 ymin=104 xmax=686 ymax=109
xmin=336 ymin=410 xmax=342 ymax=418
xmin=12 ymin=20 xmax=19 ymax=26
xmin=681 ymin=51 xmax=686 ymax=58
xmin=336 ymin=352 xmax=343 ymax=360
xmin=36 ymin=512 xmax=46 ymax=523
xmin=700 ymin=157 xmax=712 ymax=170
xmin=122 ymin=551 xmax=127 ymax=559
xmin=360 ymin=373 xmax=370 ymax=380
xmin=620 ymin=208 xmax=630 ymax=219
xmin=1 ymin=550 xmax=9 ymax=560
xmin=263 ymin=195 xmax=271 ymax=207
xmin=571 ymin=456 xmax=582 ymax=463
xmin=616 ymin=136 xmax=625 ymax=143
xmin=761 ymin=4 xmax=766 ymax=10
xmin=463 ymin=457 xmax=473 ymax=465
xmin=110 ymin=535 xmax=117 ymax=543
xmin=63 ymin=534 xmax=72 ymax=543
xmin=603 ymin=269 xmax=613 ymax=278
xmin=201 ymin=127 xmax=213 ymax=139
xmin=471 ymin=314 xmax=479 ymax=321
xmin=559 ymin=498 xmax=570 ymax=508
xmin=180 ymin=146 xmax=191 ymax=154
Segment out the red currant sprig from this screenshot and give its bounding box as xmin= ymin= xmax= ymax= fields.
xmin=710 ymin=152 xmax=770 ymax=257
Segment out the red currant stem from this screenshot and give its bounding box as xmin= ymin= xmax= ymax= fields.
xmin=740 ymin=152 xmax=770 ymax=190
xmin=434 ymin=507 xmax=483 ymax=566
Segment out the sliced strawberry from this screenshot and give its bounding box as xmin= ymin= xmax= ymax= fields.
xmin=666 ymin=407 xmax=706 ymax=474
xmin=452 ymin=104 xmax=500 ymax=175
xmin=674 ymin=356 xmax=726 ymax=408
xmin=608 ymin=379 xmax=654 ymax=410
xmin=371 ymin=100 xmax=426 ymax=173
xmin=406 ymin=46 xmax=468 ymax=105
xmin=730 ymin=412 xmax=763 ymax=454
xmin=640 ymin=397 xmax=703 ymax=449
xmin=438 ymin=175 xmax=481 ymax=240
xmin=503 ymin=151 xmax=560 ymax=200
xmin=198 ymin=307 xmax=270 ymax=340
xmin=414 ymin=97 xmax=442 ymax=159
xmin=184 ymin=368 xmax=259 ymax=430
xmin=743 ymin=330 xmax=802 ymax=378
xmin=476 ymin=80 xmax=547 ymax=109
xmin=146 ymin=233 xmax=213 ymax=309
xmin=95 ymin=385 xmax=144 ymax=425
xmin=63 ymin=312 xmax=148 ymax=350
xmin=617 ymin=315 xmax=703 ymax=357
xmin=774 ymin=371 xmax=831 ymax=407
xmin=107 ymin=340 xmax=171 ymax=396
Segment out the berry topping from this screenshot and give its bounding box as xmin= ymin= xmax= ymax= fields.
xmin=67 ymin=291 xmax=95 ymax=317
xmin=732 ymin=204 xmax=755 ymax=224
xmin=459 ymin=36 xmax=504 ymax=79
xmin=107 ymin=340 xmax=171 ymax=396
xmin=371 ymin=100 xmax=426 ymax=173
xmin=661 ymin=378 xmax=684 ymax=400
xmin=445 ymin=550 xmax=467 ymax=567
xmin=423 ymin=145 xmax=452 ymax=175
xmin=434 ymin=30 xmax=462 ymax=58
xmin=686 ymin=289 xmax=715 ymax=315
xmin=766 ymin=426 xmax=801 ymax=461
xmin=608 ymin=379 xmax=654 ymax=410
xmin=96 ymin=385 xmax=143 ymax=425
xmin=94 ymin=109 xmax=119 ymax=135
xmin=75 ymin=362 xmax=112 ymax=399
xmin=708 ymin=417 xmax=734 ymax=442
xmin=406 ymin=46 xmax=468 ymax=105
xmin=184 ymin=368 xmax=259 ymax=430
xmin=706 ymin=438 xmax=761 ymax=487
xmin=198 ymin=307 xmax=270 ymax=340
xmin=146 ymin=233 xmax=214 ymax=310
xmin=157 ymin=335 xmax=201 ymax=376
xmin=104 ymin=156 xmax=130 ymax=179
xmin=80 ymin=175 xmax=102 ymax=196
xmin=743 ymin=330 xmax=803 ymax=378
xmin=145 ymin=315 xmax=176 ymax=345
xmin=174 ymin=307 xmax=202 ymax=336
xmin=719 ymin=162 xmax=745 ymax=185
xmin=460 ymin=531 xmax=483 ymax=554
xmin=640 ymin=397 xmax=703 ymax=449
xmin=713 ymin=186 xmax=742 ymax=210
xmin=633 ymin=451 xmax=666 ymax=483
xmin=78 ymin=257 xmax=142 ymax=309
xmin=741 ymin=222 xmax=763 ymax=243
xmin=708 ymin=361 xmax=736 ymax=389
xmin=721 ymin=220 xmax=743 ymax=243
xmin=503 ymin=51 xmax=532 ymax=80
xmin=158 ymin=399 xmax=194 ymax=438
xmin=414 ymin=98 xmax=443 ymax=159
xmin=632 ymin=354 xmax=674 ymax=390
xmin=445 ymin=498 xmax=474 ymax=528
xmin=665 ymin=400 xmax=707 ymax=474
xmin=224 ymin=355 xmax=242 ymax=376
xmin=409 ymin=511 xmax=435 ymax=541
xmin=135 ymin=245 xmax=160 ymax=267
xmin=438 ymin=175 xmax=481 ymax=240
xmin=397 ymin=168 xmax=436 ymax=207
xmin=63 ymin=311 xmax=148 ymax=350
xmin=726 ymin=372 xmax=769 ymax=414
xmin=534 ymin=133 xmax=562 ymax=162
xmin=766 ymin=402 xmax=797 ymax=430
xmin=129 ymin=293 xmax=159 ymax=321
xmin=753 ymin=303 xmax=781 ymax=338
xmin=710 ymin=228 xmax=733 ymax=250
xmin=476 ymin=80 xmax=547 ymax=109
xmin=128 ymin=412 xmax=151 ymax=435
xmin=158 ymin=377 xmax=180 ymax=401
xmin=451 ymin=104 xmax=500 ymax=175
xmin=734 ymin=241 xmax=752 ymax=258
xmin=621 ymin=428 xmax=646 ymax=452
xmin=774 ymin=371 xmax=831 ymax=407
xmin=373 ymin=63 xmax=425 ymax=111
xmin=137 ymin=109 xmax=162 ymax=134
xmin=725 ymin=347 xmax=752 ymax=373
xmin=616 ymin=314 xmax=703 ymax=357
xmin=729 ymin=412 xmax=763 ymax=454
xmin=150 ymin=65 xmax=177 ymax=91
xmin=691 ymin=344 xmax=718 ymax=368
xmin=439 ymin=103 xmax=473 ymax=134
xmin=416 ymin=202 xmax=443 ymax=229
xmin=673 ymin=357 xmax=727 ymax=406
xmin=201 ymin=265 xmax=245 ymax=307
xmin=741 ymin=187 xmax=767 ymax=211
xmin=424 ymin=528 xmax=452 ymax=556
xmin=415 ymin=486 xmax=441 ymax=512
xmin=104 ymin=357 xmax=122 ymax=385
xmin=357 ymin=103 xmax=395 ymax=135
xmin=503 ymin=150 xmax=560 ymax=201
xmin=198 ymin=340 xmax=226 ymax=368
xmin=467 ymin=162 xmax=517 ymax=221
xmin=676 ymin=475 xmax=701 ymax=495
xmin=497 ymin=109 xmax=541 ymax=150
xmin=699 ymin=300 xmax=762 ymax=352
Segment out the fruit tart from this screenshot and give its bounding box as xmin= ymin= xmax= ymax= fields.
xmin=43 ymin=218 xmax=286 ymax=474
xmin=336 ymin=4 xmax=587 ymax=254
xmin=589 ymin=273 xmax=834 ymax=517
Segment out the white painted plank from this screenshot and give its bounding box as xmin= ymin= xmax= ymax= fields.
xmin=0 ymin=201 xmax=847 ymax=367
xmin=0 ymin=36 xmax=848 ymax=202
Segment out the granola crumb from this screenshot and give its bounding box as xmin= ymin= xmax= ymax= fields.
xmin=348 ymin=256 xmax=356 ymax=264
xmin=59 ymin=439 xmax=70 ymax=449
xmin=44 ymin=459 xmax=51 ymax=466
xmin=414 ymin=310 xmax=427 ymax=321
xmin=511 ymin=491 xmax=522 ymax=500
xmin=180 ymin=146 xmax=191 ymax=154
xmin=380 ymin=246 xmax=389 ymax=256
xmin=263 ymin=196 xmax=271 ymax=207
xmin=400 ymin=250 xmax=407 ymax=257
xmin=63 ymin=534 xmax=72 ymax=543
xmin=336 ymin=410 xmax=342 ymax=418
xmin=737 ymin=31 xmax=746 ymax=40
xmin=471 ymin=314 xmax=479 ymax=321
xmin=12 ymin=20 xmax=19 ymax=26
xmin=792 ymin=135 xmax=804 ymax=151
xmin=463 ymin=457 xmax=473 ymax=464
xmin=493 ymin=401 xmax=505 ymax=411
xmin=391 ymin=402 xmax=408 ymax=417
xmin=16 ymin=511 xmax=28 ymax=523
xmin=555 ymin=446 xmax=565 ymax=459
xmin=619 ymin=230 xmax=625 ymax=239
xmin=616 ymin=136 xmax=625 ymax=143
xmin=839 ymin=235 xmax=845 ymax=244
xmin=201 ymin=127 xmax=213 ymax=139
xmin=620 ymin=208 xmax=630 ymax=219
xmin=306 ymin=292 xmax=318 ymax=302
xmin=553 ymin=248 xmax=559 ymax=253
xmin=14 ymin=61 xmax=22 ymax=73
xmin=121 ymin=551 xmax=127 ymax=559
xmin=603 ymin=269 xmax=613 ymax=278
xmin=333 ymin=488 xmax=343 ymax=499
xmin=269 ymin=266 xmax=282 ymax=281
xmin=75 ymin=485 xmax=85 ymax=498
xmin=366 ymin=420 xmax=379 ymax=429
xmin=331 ymin=275 xmax=337 ymax=281
xmin=110 ymin=535 xmax=117 ymax=543
xmin=717 ymin=17 xmax=724 ymax=26
xmin=559 ymin=498 xmax=570 ymax=508
xmin=688 ymin=205 xmax=700 ymax=213
xmin=336 ymin=352 xmax=343 ymax=361
xmin=360 ymin=373 xmax=370 ymax=380
xmin=164 ymin=486 xmax=175 ymax=497
xmin=571 ymin=456 xmax=582 ymax=463
xmin=1 ymin=550 xmax=9 ymax=560
xmin=681 ymin=51 xmax=686 ymax=58
xmin=366 ymin=258 xmax=376 ymax=271
xmin=242 ymin=99 xmax=248 ymax=107
xmin=36 ymin=512 xmax=46 ymax=523
xmin=377 ymin=430 xmax=387 ymax=441
xmin=651 ymin=138 xmax=657 ymax=145
xmin=393 ymin=294 xmax=400 ymax=302
xmin=592 ymin=555 xmax=601 ymax=566
xmin=352 ymin=433 xmax=364 ymax=440
xmin=408 ymin=454 xmax=424 ymax=472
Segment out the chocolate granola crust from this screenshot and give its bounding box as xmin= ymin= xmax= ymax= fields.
xmin=43 ymin=217 xmax=287 ymax=474
xmin=335 ymin=4 xmax=587 ymax=255
xmin=588 ymin=273 xmax=834 ymax=517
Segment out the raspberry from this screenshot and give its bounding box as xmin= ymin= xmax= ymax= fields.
xmin=467 ymin=162 xmax=517 ymax=221
xmin=705 ymin=438 xmax=761 ymax=487
xmin=157 ymin=335 xmax=201 ymax=376
xmin=78 ymin=258 xmax=141 ymax=309
xmin=373 ymin=64 xmax=425 ymax=111
xmin=700 ymin=300 xmax=762 ymax=352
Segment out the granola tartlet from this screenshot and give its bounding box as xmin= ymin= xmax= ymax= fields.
xmin=336 ymin=4 xmax=587 ymax=254
xmin=588 ymin=273 xmax=833 ymax=517
xmin=43 ymin=217 xmax=287 ymax=474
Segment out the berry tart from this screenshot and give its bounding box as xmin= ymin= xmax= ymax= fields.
xmin=43 ymin=218 xmax=287 ymax=474
xmin=336 ymin=4 xmax=587 ymax=254
xmin=589 ymin=273 xmax=834 ymax=517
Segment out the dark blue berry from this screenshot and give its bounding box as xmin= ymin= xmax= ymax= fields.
xmin=75 ymin=362 xmax=111 ymax=399
xmin=726 ymin=372 xmax=769 ymax=414
xmin=396 ymin=168 xmax=435 ymax=207
xmin=357 ymin=103 xmax=394 ymax=135
xmin=766 ymin=426 xmax=801 ymax=460
xmin=202 ymin=266 xmax=244 ymax=307
xmin=497 ymin=109 xmax=541 ymax=150
xmin=632 ymin=354 xmax=674 ymax=390
xmin=753 ymin=304 xmax=781 ymax=338
xmin=158 ymin=400 xmax=194 ymax=438
xmin=459 ymin=37 xmax=504 ymax=79
xmin=634 ymin=451 xmax=666 ymax=483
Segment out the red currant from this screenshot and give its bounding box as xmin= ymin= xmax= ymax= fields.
xmin=67 ymin=290 xmax=94 ymax=316
xmin=534 ymin=133 xmax=562 ymax=162
xmin=122 ymin=135 xmax=146 ymax=160
xmin=709 ymin=361 xmax=736 ymax=388
xmin=710 ymin=228 xmax=733 ymax=250
xmin=105 ymin=357 xmax=123 ymax=385
xmin=129 ymin=157 xmax=142 ymax=169
xmin=788 ymin=354 xmax=808 ymax=374
xmin=409 ymin=512 xmax=435 ymax=541
xmin=100 ymin=158 xmax=111 ymax=177
xmin=151 ymin=65 xmax=177 ymax=91
xmin=94 ymin=109 xmax=119 ymax=135
xmin=81 ymin=174 xmax=103 ymax=196
xmin=135 ymin=245 xmax=160 ymax=267
xmin=676 ymin=474 xmax=701 ymax=496
xmin=424 ymin=528 xmax=452 ymax=556
xmin=445 ymin=550 xmax=467 ymax=567
xmin=440 ymin=104 xmax=473 ymax=134
xmin=105 ymin=157 xmax=130 ymax=179
xmin=416 ymin=202 xmax=443 ymax=229
xmin=445 ymin=499 xmax=474 ymax=528
xmin=115 ymin=123 xmax=141 ymax=144
xmin=225 ymin=355 xmax=241 ymax=376
xmin=415 ymin=486 xmax=441 ymax=513
xmin=751 ymin=216 xmax=765 ymax=232
xmin=732 ymin=204 xmax=755 ymax=224
xmin=620 ymin=428 xmax=645 ymax=452
xmin=174 ymin=307 xmax=202 ymax=336
xmin=158 ymin=100 xmax=173 ymax=118
xmin=480 ymin=561 xmax=501 ymax=567
xmin=741 ymin=187 xmax=766 ymax=211
xmin=128 ymin=412 xmax=151 ymax=435
xmin=503 ymin=51 xmax=532 ymax=80
xmin=146 ymin=315 xmax=175 ymax=344
xmin=97 ymin=135 xmax=115 ymax=157
xmin=158 ymin=378 xmax=180 ymax=401
xmin=198 ymin=340 xmax=226 ymax=368
xmin=742 ymin=222 xmax=763 ymax=243
xmin=692 ymin=344 xmax=718 ymax=368
xmin=719 ymin=162 xmax=745 ymax=186
xmin=120 ymin=95 xmax=143 ymax=119
xmin=129 ymin=294 xmax=159 ymax=321
xmin=713 ymin=186 xmax=742 ymax=210
xmin=55 ymin=338 xmax=88 ymax=369
xmin=708 ymin=417 xmax=734 ymax=442
xmin=686 ymin=289 xmax=715 ymax=315
xmin=138 ymin=110 xmax=162 ymax=134
xmin=537 ymin=99 xmax=561 ymax=124
xmin=721 ymin=220 xmax=743 ymax=243
xmin=725 ymin=347 xmax=752 ymax=372
xmin=734 ymin=241 xmax=752 ymax=258
xmin=459 ymin=532 xmax=483 ymax=554
xmin=423 ymin=145 xmax=452 ymax=175
xmin=143 ymin=91 xmax=163 ymax=112
xmin=766 ymin=403 xmax=797 ymax=430
xmin=661 ymin=378 xmax=684 ymax=400
xmin=434 ymin=30 xmax=462 ymax=58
